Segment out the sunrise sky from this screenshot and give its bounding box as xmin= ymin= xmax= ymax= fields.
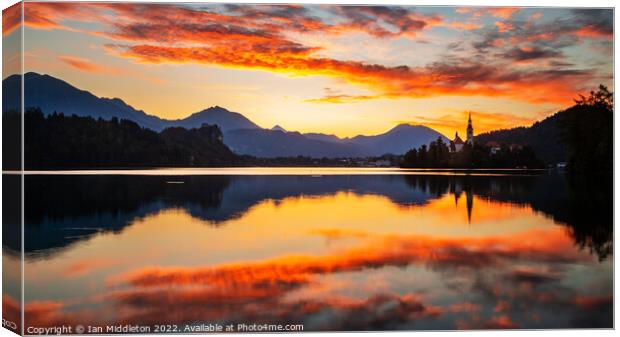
xmin=2 ymin=2 xmax=614 ymax=137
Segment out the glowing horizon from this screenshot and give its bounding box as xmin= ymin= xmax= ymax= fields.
xmin=3 ymin=3 xmax=613 ymax=137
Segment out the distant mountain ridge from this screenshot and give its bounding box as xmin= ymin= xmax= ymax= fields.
xmin=3 ymin=73 xmax=260 ymax=133
xmin=3 ymin=72 xmax=448 ymax=158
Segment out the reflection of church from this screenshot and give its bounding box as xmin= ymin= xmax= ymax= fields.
xmin=453 ymin=181 xmax=474 ymax=224
xmin=450 ymin=113 xmax=474 ymax=152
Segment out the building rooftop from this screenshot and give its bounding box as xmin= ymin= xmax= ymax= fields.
xmin=453 ymin=132 xmax=464 ymax=144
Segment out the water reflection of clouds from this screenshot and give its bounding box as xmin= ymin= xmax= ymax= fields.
xmin=15 ymin=173 xmax=612 ymax=330
xmin=14 ymin=225 xmax=610 ymax=329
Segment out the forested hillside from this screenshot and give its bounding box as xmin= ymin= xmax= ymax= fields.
xmin=476 ymin=111 xmax=566 ymax=165
xmin=23 ymin=108 xmax=239 ymax=169
xmin=477 ymin=85 xmax=612 ymax=173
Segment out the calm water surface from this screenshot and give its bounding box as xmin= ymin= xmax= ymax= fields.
xmin=4 ymin=168 xmax=613 ymax=331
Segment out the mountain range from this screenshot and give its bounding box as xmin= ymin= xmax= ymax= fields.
xmin=3 ymin=72 xmax=447 ymax=158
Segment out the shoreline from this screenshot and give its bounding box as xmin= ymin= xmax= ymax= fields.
xmin=11 ymin=167 xmax=554 ymax=176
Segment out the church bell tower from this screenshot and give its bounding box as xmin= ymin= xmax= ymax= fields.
xmin=466 ymin=113 xmax=474 ymax=145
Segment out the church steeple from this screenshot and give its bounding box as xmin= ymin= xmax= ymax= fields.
xmin=466 ymin=112 xmax=474 ymax=145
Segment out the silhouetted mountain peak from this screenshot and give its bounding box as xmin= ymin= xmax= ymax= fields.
xmin=183 ymin=106 xmax=260 ymax=132
xmin=6 ymin=73 xmax=448 ymax=158
xmin=106 ymin=97 xmax=127 ymax=105
xmin=24 ymin=72 xmax=49 ymax=80
xmin=204 ymin=105 xmax=229 ymax=112
xmin=388 ymin=123 xmax=429 ymax=133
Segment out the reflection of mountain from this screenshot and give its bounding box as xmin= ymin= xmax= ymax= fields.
xmin=201 ymin=175 xmax=438 ymax=222
xmin=22 ymin=175 xmax=232 ymax=257
xmin=7 ymin=73 xmax=446 ymax=158
xmin=22 ymin=175 xmax=439 ymax=257
xmin=21 ymin=173 xmax=611 ymax=260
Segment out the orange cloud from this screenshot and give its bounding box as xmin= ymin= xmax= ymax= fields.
xmin=495 ymin=21 xmax=513 ymax=33
xmin=487 ymin=8 xmax=520 ymax=19
xmin=304 ymin=94 xmax=378 ymax=104
xmin=445 ymin=21 xmax=483 ymax=31
xmin=2 ymin=2 xmax=21 ymax=36
xmin=23 ymin=3 xmax=103 ymax=33
xmin=58 ymin=55 xmax=120 ymax=74
xmin=456 ymin=7 xmax=519 ymax=19
xmin=574 ymin=25 xmax=614 ymax=39
xmin=111 ymin=43 xmax=592 ymax=105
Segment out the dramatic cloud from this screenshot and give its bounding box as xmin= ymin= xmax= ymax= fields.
xmin=570 ymin=9 xmax=614 ymax=39
xmin=472 ymin=9 xmax=613 ymax=57
xmin=20 ymin=3 xmax=611 ymax=106
xmin=327 ymin=6 xmax=443 ymax=38
xmin=22 ymin=3 xmax=104 ymax=32
xmin=500 ymin=47 xmax=562 ymax=62
xmin=109 ymin=43 xmax=595 ymax=104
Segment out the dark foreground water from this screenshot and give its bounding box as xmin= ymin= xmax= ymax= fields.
xmin=3 ymin=169 xmax=613 ymax=331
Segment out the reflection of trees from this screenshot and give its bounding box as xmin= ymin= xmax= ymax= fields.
xmin=406 ymin=173 xmax=612 ymax=260
xmin=23 ymin=175 xmax=439 ymax=256
xmin=26 ymin=175 xmax=231 ymax=224
xmin=403 ymin=175 xmax=450 ymax=197
xmin=562 ymin=175 xmax=613 ymax=261
xmin=482 ymin=173 xmax=613 ymax=261
xmin=2 ymin=174 xmax=22 ymax=254
xmin=23 ymin=175 xmax=231 ymax=257
xmin=23 ymin=173 xmax=612 ymax=262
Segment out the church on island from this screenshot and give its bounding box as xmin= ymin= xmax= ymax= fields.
xmin=450 ymin=113 xmax=474 ymax=153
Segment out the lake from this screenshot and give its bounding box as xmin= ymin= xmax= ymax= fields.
xmin=3 ymin=169 xmax=613 ymax=331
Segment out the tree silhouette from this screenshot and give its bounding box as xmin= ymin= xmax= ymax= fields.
xmin=574 ymin=84 xmax=613 ymax=111
xmin=401 ymin=140 xmax=543 ymax=169
xmin=562 ymin=85 xmax=613 ymax=174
